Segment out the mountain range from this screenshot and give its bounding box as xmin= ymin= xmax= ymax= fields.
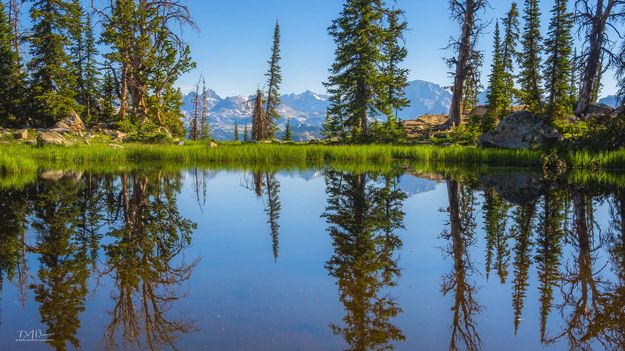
xmin=182 ymin=80 xmax=452 ymax=141
xmin=182 ymin=81 xmax=619 ymax=141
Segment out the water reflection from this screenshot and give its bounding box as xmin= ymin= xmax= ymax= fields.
xmin=0 ymin=171 xmax=198 ymax=350
xmin=0 ymin=168 xmax=624 ymax=349
xmin=322 ymin=170 xmax=406 ymax=350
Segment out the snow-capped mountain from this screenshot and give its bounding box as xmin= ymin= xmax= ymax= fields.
xmin=399 ymin=80 xmax=452 ymax=119
xmin=182 ymin=80 xmax=453 ymax=141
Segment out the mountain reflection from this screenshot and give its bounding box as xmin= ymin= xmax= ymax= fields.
xmin=323 ymin=170 xmax=407 ymax=351
xmin=0 ymin=168 xmax=624 ymax=350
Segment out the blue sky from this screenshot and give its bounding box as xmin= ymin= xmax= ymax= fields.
xmin=179 ymin=0 xmax=619 ymax=97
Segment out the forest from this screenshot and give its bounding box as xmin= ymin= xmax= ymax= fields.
xmin=0 ymin=0 xmax=623 ymax=164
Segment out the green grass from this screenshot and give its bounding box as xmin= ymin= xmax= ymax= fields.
xmin=0 ymin=142 xmax=544 ymax=171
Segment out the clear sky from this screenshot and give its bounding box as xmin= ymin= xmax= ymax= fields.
xmin=178 ymin=0 xmax=619 ymax=97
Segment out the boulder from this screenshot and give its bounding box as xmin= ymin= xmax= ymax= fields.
xmin=478 ymin=172 xmax=545 ymax=205
xmin=208 ymin=141 xmax=218 ymax=148
xmin=584 ymin=103 xmax=616 ymax=118
xmin=13 ymin=129 xmax=28 ymax=140
xmin=479 ymin=111 xmax=563 ymax=149
xmin=37 ymin=131 xmax=67 ymax=146
xmin=54 ymin=110 xmax=85 ymax=132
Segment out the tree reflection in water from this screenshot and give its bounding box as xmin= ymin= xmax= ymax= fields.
xmin=101 ymin=173 xmax=198 ymax=351
xmin=323 ymin=170 xmax=407 ymax=351
xmin=442 ymin=179 xmax=482 ymax=351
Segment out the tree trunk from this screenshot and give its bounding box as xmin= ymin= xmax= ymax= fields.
xmin=449 ymin=3 xmax=476 ymax=127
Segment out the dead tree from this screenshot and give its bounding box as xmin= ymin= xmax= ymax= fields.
xmin=447 ymin=0 xmax=489 ymax=127
xmin=574 ymin=0 xmax=625 ymax=115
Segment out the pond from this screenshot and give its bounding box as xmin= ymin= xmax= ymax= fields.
xmin=0 ymin=167 xmax=623 ymax=350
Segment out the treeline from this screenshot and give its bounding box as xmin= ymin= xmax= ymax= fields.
xmin=0 ymin=0 xmax=195 ymax=137
xmin=322 ymin=0 xmax=625 ymax=143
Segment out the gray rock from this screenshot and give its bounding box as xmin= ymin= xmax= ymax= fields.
xmin=37 ymin=131 xmax=67 ymax=146
xmin=479 ymin=111 xmax=563 ymax=149
xmin=54 ymin=110 xmax=86 ymax=132
xmin=585 ymin=103 xmax=616 ymax=118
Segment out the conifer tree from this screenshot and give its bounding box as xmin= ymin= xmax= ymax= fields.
xmin=284 ymin=118 xmax=292 ymax=141
xmin=190 ymin=80 xmax=201 ymax=140
xmin=251 ymin=89 xmax=264 ymax=141
xmin=544 ymin=0 xmax=574 ymax=121
xmin=100 ymin=66 xmax=117 ymax=124
xmin=265 ymin=20 xmax=282 ymax=139
xmin=485 ymin=21 xmax=508 ymax=130
xmin=28 ymin=0 xmax=79 ymax=127
xmin=382 ymin=7 xmax=409 ymax=140
xmin=243 ymin=124 xmax=249 ymax=142
xmin=0 ymin=1 xmax=24 ymax=127
xmin=618 ymin=41 xmax=625 ymax=109
xmin=233 ymin=122 xmax=239 ymax=141
xmin=325 ymin=0 xmax=391 ymax=140
xmin=502 ymin=2 xmax=520 ymax=104
xmin=518 ymin=0 xmax=544 ymax=114
xmin=81 ymin=13 xmax=99 ymax=124
xmin=200 ymin=78 xmax=210 ymax=140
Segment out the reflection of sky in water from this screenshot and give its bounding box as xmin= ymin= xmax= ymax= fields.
xmin=0 ymin=169 xmax=622 ymax=350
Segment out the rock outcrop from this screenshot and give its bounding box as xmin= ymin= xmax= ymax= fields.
xmin=37 ymin=131 xmax=67 ymax=146
xmin=583 ymin=103 xmax=616 ymax=118
xmin=479 ymin=111 xmax=563 ymax=149
xmin=53 ymin=110 xmax=86 ymax=133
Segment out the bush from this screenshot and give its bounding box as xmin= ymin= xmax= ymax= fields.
xmin=569 ymin=113 xmax=625 ymax=151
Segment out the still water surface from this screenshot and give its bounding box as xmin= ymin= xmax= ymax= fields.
xmin=0 ymin=168 xmax=623 ymax=350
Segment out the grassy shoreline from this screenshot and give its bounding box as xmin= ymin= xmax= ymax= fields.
xmin=1 ymin=142 xmax=625 ymax=175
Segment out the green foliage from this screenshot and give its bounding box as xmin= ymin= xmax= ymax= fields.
xmin=486 ymin=21 xmax=510 ymax=129
xmin=265 ymin=21 xmax=282 ymax=138
xmin=0 ymin=2 xmax=24 ymax=128
xmin=28 ymin=0 xmax=79 ymax=127
xmin=284 ymin=119 xmax=292 ymax=141
xmin=543 ymin=0 xmax=574 ymax=122
xmin=518 ymin=0 xmax=544 ymax=114
xmin=443 ymin=122 xmax=483 ymax=146
xmin=570 ymin=114 xmax=625 ymax=151
xmin=233 ymin=122 xmax=239 ymax=141
xmin=324 ymin=0 xmax=409 ymax=142
xmin=502 ymin=2 xmax=520 ymax=101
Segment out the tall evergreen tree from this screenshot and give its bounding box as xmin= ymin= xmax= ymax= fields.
xmin=243 ymin=124 xmax=249 ymax=142
xmin=0 ymin=1 xmax=24 ymax=127
xmin=619 ymin=41 xmax=625 ymax=109
xmin=544 ymin=0 xmax=574 ymax=121
xmin=28 ymin=0 xmax=79 ymax=127
xmin=502 ymin=2 xmax=520 ymax=104
xmin=485 ymin=21 xmax=508 ymax=130
xmin=381 ymin=7 xmax=409 ymax=140
xmin=518 ymin=0 xmax=544 ymax=115
xmin=200 ymin=78 xmax=210 ymax=140
xmin=324 ymin=0 xmax=390 ymax=140
xmin=265 ymin=20 xmax=282 ymax=140
xmin=80 ymin=13 xmax=99 ymax=124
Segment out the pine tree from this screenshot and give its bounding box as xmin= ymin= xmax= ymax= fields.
xmin=502 ymin=2 xmax=520 ymax=105
xmin=200 ymin=78 xmax=210 ymax=140
xmin=100 ymin=65 xmax=117 ymax=124
xmin=81 ymin=13 xmax=99 ymax=124
xmin=233 ymin=122 xmax=239 ymax=141
xmin=28 ymin=0 xmax=79 ymax=127
xmin=486 ymin=21 xmax=508 ymax=130
xmin=618 ymin=41 xmax=625 ymax=109
xmin=382 ymin=7 xmax=409 ymax=141
xmin=251 ymin=89 xmax=264 ymax=141
xmin=265 ymin=20 xmax=282 ymax=139
xmin=0 ymin=1 xmax=24 ymax=127
xmin=190 ymin=79 xmax=201 ymax=140
xmin=325 ymin=0 xmax=390 ymax=140
xmin=243 ymin=124 xmax=249 ymax=142
xmin=518 ymin=0 xmax=544 ymax=115
xmin=544 ymin=0 xmax=574 ymax=121
xmin=284 ymin=118 xmax=292 ymax=141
